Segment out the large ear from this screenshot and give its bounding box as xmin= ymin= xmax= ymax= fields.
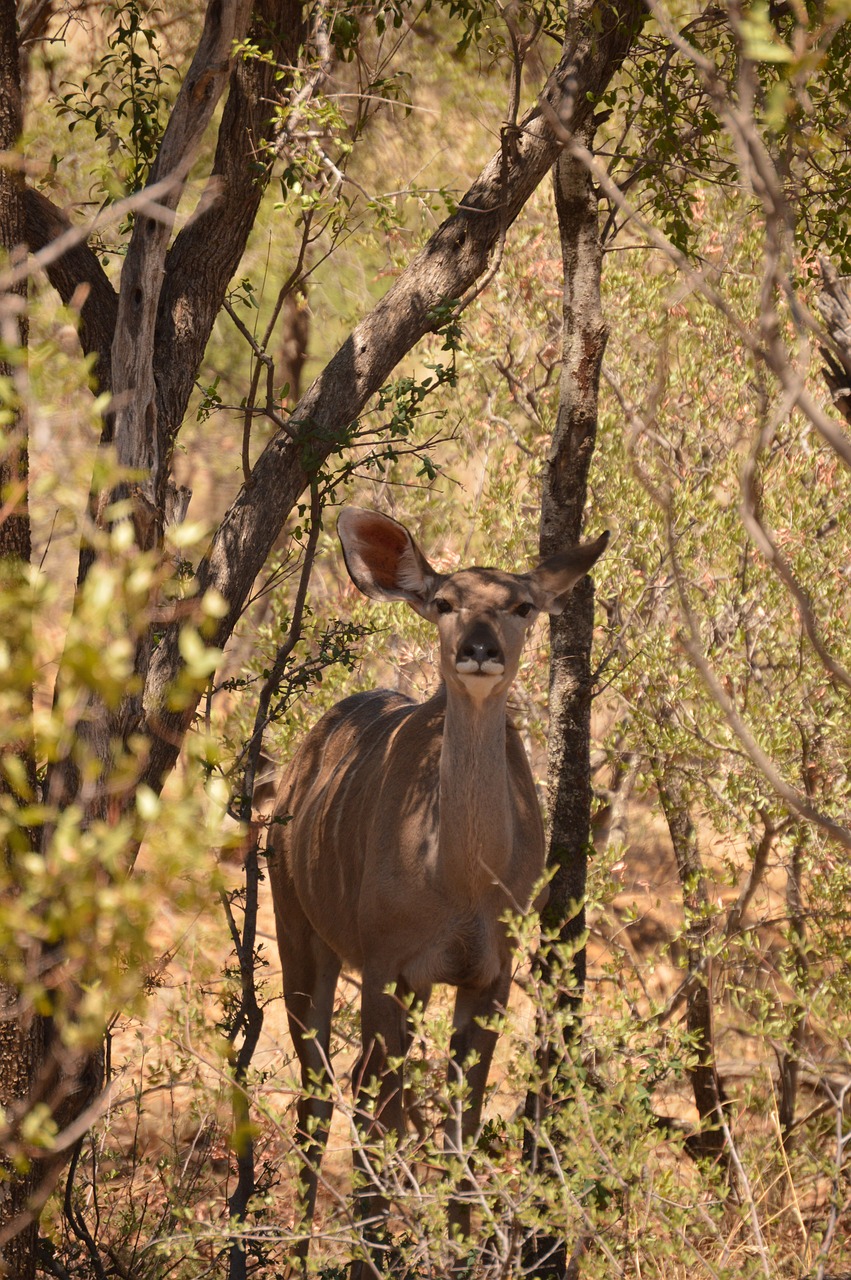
xmin=529 ymin=530 xmax=609 ymax=615
xmin=337 ymin=507 xmax=442 ymax=610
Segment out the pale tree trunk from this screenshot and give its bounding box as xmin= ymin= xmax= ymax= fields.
xmin=523 ymin=122 xmax=608 ymax=1278
xmin=0 ymin=2 xmax=41 ymax=1274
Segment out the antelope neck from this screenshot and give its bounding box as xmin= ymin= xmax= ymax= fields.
xmin=437 ymin=682 xmax=513 ymax=897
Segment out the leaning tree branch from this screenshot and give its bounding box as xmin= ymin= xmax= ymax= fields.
xmin=142 ymin=0 xmax=645 ymax=790
xmin=110 ymin=0 xmax=253 ymax=490
xmin=739 ymin=403 xmax=851 ymax=694
xmin=22 ymin=189 xmax=117 ymax=394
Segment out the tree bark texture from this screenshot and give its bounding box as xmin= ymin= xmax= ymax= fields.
xmin=539 ymin=120 xmax=608 ymax=955
xmin=521 ymin=123 xmax=608 ymax=1279
xmin=0 ymin=0 xmax=29 ymax=567
xmin=142 ymin=0 xmax=645 ymax=793
xmin=154 ymin=0 xmax=307 ymax=491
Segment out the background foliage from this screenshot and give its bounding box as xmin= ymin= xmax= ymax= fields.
xmin=1 ymin=0 xmax=851 ymax=1276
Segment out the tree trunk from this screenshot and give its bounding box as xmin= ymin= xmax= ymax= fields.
xmin=654 ymin=757 xmax=728 ymax=1165
xmin=777 ymin=736 xmax=815 ymax=1149
xmin=522 ymin=122 xmax=608 ymax=1278
xmin=0 ymin=3 xmax=41 ymax=1274
xmin=141 ymin=0 xmax=646 ymax=794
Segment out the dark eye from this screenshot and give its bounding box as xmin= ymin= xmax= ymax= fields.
xmin=515 ymin=602 xmax=534 ymax=618
xmin=435 ymin=598 xmax=453 ymax=615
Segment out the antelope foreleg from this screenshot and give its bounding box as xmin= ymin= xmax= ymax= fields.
xmin=445 ymin=970 xmax=512 ymax=1247
xmin=350 ymin=976 xmax=411 ymax=1279
xmin=282 ymin=943 xmax=340 ymax=1260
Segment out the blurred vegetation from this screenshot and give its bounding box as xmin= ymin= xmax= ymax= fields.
xmin=1 ymin=0 xmax=851 ymax=1277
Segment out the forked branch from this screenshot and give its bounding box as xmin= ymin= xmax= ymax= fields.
xmin=142 ymin=0 xmax=645 ymax=789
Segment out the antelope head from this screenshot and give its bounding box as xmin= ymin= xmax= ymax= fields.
xmin=338 ymin=507 xmax=609 ymax=701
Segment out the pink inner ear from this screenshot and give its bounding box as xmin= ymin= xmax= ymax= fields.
xmin=353 ymin=515 xmax=410 ymax=591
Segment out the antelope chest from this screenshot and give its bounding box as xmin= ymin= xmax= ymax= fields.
xmin=399 ymin=904 xmax=509 ymax=992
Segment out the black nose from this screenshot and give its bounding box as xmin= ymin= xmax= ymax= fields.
xmin=457 ymin=622 xmax=503 ymax=668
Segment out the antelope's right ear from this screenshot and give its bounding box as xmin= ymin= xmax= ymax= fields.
xmin=530 ymin=530 xmax=610 ymax=615
xmin=337 ymin=508 xmax=442 ymax=612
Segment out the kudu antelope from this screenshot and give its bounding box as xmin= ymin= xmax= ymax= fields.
xmin=267 ymin=507 xmax=608 ymax=1272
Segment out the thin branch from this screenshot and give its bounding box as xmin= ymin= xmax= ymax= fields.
xmin=670 ymin=534 xmax=851 ymax=851
xmin=223 ymin=483 xmax=323 ymax=1278
xmin=548 ymin=109 xmax=851 ymax=472
xmin=814 ymin=1081 xmax=851 ymax=1280
xmin=0 ymin=173 xmax=191 ymax=293
xmin=739 ymin=409 xmax=851 ymax=692
xmin=724 ymin=809 xmax=784 ymax=941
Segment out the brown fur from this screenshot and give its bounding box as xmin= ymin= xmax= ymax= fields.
xmin=266 ymin=508 xmax=608 ymax=1273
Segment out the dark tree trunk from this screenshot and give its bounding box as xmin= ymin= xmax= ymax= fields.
xmin=522 ymin=123 xmax=608 ymax=1278
xmin=0 ymin=0 xmax=29 ymax=566
xmin=0 ymin=3 xmax=41 ymax=1275
xmin=654 ymin=757 xmax=728 ymax=1165
xmin=777 ymin=737 xmax=816 ymax=1148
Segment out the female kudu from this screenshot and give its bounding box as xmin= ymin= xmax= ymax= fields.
xmin=267 ymin=507 xmax=607 ymax=1274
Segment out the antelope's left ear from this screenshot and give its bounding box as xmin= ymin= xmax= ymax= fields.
xmin=529 ymin=531 xmax=609 ymax=616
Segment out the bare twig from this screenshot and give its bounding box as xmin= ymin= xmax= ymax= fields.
xmin=222 ymin=482 xmax=323 ymax=1280
xmin=602 ymin=290 xmax=851 ymax=849
xmin=0 ymin=172 xmax=192 ymax=294
xmin=739 ymin=410 xmax=851 ymax=692
xmin=724 ymin=810 xmax=783 ymax=941
xmin=669 ymin=532 xmax=851 ymax=850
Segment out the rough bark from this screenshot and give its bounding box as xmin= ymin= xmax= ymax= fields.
xmin=539 ymin=120 xmax=608 ymax=949
xmin=0 ymin=2 xmax=40 ymax=1274
xmin=0 ymin=996 xmax=42 ymax=1280
xmin=142 ymin=0 xmax=646 ymax=794
xmin=154 ymin=0 xmax=307 ymax=498
xmin=111 ymin=0 xmax=254 ymax=500
xmin=0 ymin=5 xmax=29 ymax=567
xmin=521 ymin=121 xmax=608 ymax=1279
